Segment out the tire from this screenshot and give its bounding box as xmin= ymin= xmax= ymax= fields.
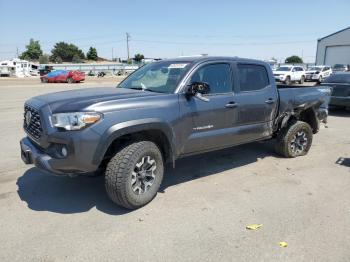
xmin=41 ymin=78 xmax=48 ymax=83
xmin=67 ymin=77 xmax=74 ymax=83
xmin=299 ymin=76 xmax=305 ymax=84
xmin=275 ymin=121 xmax=313 ymax=158
xmin=284 ymin=76 xmax=291 ymax=86
xmin=105 ymin=141 xmax=164 ymax=209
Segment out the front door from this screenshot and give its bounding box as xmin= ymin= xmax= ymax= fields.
xmin=180 ymin=62 xmax=238 ymax=154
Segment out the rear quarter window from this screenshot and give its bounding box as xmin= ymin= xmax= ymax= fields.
xmin=238 ymin=64 xmax=270 ymax=92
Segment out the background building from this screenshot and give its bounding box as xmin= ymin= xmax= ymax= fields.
xmin=316 ymin=27 xmax=350 ymax=66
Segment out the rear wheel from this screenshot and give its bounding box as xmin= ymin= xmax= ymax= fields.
xmin=105 ymin=141 xmax=164 ymax=209
xmin=284 ymin=76 xmax=291 ymax=85
xmin=41 ymin=78 xmax=48 ymax=83
xmin=67 ymin=77 xmax=74 ymax=83
xmin=275 ymin=121 xmax=313 ymax=158
xmin=299 ymin=76 xmax=305 ymax=84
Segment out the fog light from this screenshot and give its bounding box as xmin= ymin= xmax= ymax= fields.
xmin=61 ymin=146 xmax=68 ymax=157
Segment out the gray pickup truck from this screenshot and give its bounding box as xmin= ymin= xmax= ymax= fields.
xmin=20 ymin=56 xmax=331 ymax=209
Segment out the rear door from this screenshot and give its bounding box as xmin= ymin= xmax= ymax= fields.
xmin=231 ymin=63 xmax=278 ymax=141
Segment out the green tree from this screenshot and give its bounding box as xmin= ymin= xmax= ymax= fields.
xmin=133 ymin=53 xmax=144 ymax=62
xmin=54 ymin=56 xmax=63 ymax=64
xmin=38 ymin=54 xmax=49 ymax=64
xmin=285 ymin=55 xmax=303 ymax=64
xmin=19 ymin=39 xmax=43 ymax=61
xmin=86 ymin=47 xmax=98 ymax=61
xmin=50 ymin=42 xmax=85 ymax=62
xmin=72 ymin=54 xmax=83 ymax=63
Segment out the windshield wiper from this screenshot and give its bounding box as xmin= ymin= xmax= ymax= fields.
xmin=128 ymin=87 xmax=161 ymax=93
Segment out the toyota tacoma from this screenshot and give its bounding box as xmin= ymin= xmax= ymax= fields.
xmin=20 ymin=56 xmax=331 ymax=209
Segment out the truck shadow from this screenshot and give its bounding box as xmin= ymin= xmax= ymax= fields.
xmin=16 ymin=169 xmax=129 ymax=215
xmin=17 ymin=141 xmax=276 ymax=215
xmin=160 ymin=141 xmax=276 ymax=191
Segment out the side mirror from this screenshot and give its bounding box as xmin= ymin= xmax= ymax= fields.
xmin=186 ymin=82 xmax=210 ymax=102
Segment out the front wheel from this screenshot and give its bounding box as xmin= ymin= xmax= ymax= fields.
xmin=275 ymin=121 xmax=313 ymax=158
xmin=105 ymin=141 xmax=164 ymax=209
xmin=67 ymin=77 xmax=74 ymax=83
xmin=318 ymin=76 xmax=323 ymax=84
xmin=299 ymin=76 xmax=305 ymax=84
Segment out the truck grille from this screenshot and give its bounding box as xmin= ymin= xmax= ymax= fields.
xmin=23 ymin=105 xmax=43 ymax=139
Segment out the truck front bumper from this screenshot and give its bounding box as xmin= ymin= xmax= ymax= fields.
xmin=20 ymin=137 xmax=64 ymax=175
xmin=20 ymin=136 xmax=99 ymax=176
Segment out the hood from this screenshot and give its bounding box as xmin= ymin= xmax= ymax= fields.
xmin=306 ymin=70 xmax=319 ymax=74
xmin=30 ymin=87 xmax=163 ymax=112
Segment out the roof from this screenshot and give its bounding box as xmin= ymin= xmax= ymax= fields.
xmin=161 ymin=56 xmax=266 ymax=64
xmin=318 ymin=26 xmax=350 ymax=41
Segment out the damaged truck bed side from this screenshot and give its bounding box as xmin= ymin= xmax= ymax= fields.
xmin=276 ymin=85 xmax=330 ymax=134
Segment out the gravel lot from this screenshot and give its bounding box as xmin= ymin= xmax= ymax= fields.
xmin=0 ymin=78 xmax=349 ymax=262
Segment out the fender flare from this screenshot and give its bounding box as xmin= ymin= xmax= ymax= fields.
xmin=92 ymin=118 xmax=176 ymax=165
xmin=277 ymin=106 xmax=319 ymax=133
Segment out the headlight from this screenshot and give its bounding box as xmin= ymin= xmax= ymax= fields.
xmin=51 ymin=112 xmax=102 ymax=130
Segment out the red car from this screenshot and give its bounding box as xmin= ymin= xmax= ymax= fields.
xmin=40 ymin=70 xmax=85 ymax=83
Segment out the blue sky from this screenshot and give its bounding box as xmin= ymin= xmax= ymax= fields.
xmin=0 ymin=0 xmax=349 ymax=62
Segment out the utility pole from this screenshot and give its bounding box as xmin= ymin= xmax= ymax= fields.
xmin=301 ymin=49 xmax=304 ymax=61
xmin=126 ymin=32 xmax=130 ymax=60
xmin=112 ymin=47 xmax=114 ymax=61
xmin=16 ymin=47 xmax=19 ymax=58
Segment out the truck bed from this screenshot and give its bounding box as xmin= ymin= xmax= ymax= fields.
xmin=277 ymin=84 xmax=331 ymax=115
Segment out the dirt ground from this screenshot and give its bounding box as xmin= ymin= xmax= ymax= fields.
xmin=0 ymin=78 xmax=349 ymax=262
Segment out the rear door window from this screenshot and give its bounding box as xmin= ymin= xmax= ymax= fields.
xmin=237 ymin=64 xmax=270 ymax=92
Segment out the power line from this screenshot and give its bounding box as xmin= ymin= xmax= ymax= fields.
xmin=131 ymin=39 xmax=315 ymax=46
xmin=0 ymin=30 xmax=329 ymax=47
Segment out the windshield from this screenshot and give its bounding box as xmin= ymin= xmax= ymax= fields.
xmin=118 ymin=61 xmax=191 ymax=93
xmin=333 ymin=64 xmax=345 ymax=69
xmin=307 ymin=67 xmax=322 ymax=71
xmin=276 ymin=67 xmax=291 ymax=71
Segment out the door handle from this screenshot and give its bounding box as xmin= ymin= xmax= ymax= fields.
xmin=225 ymin=101 xmax=238 ymax=108
xmin=265 ymin=98 xmax=275 ymax=104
